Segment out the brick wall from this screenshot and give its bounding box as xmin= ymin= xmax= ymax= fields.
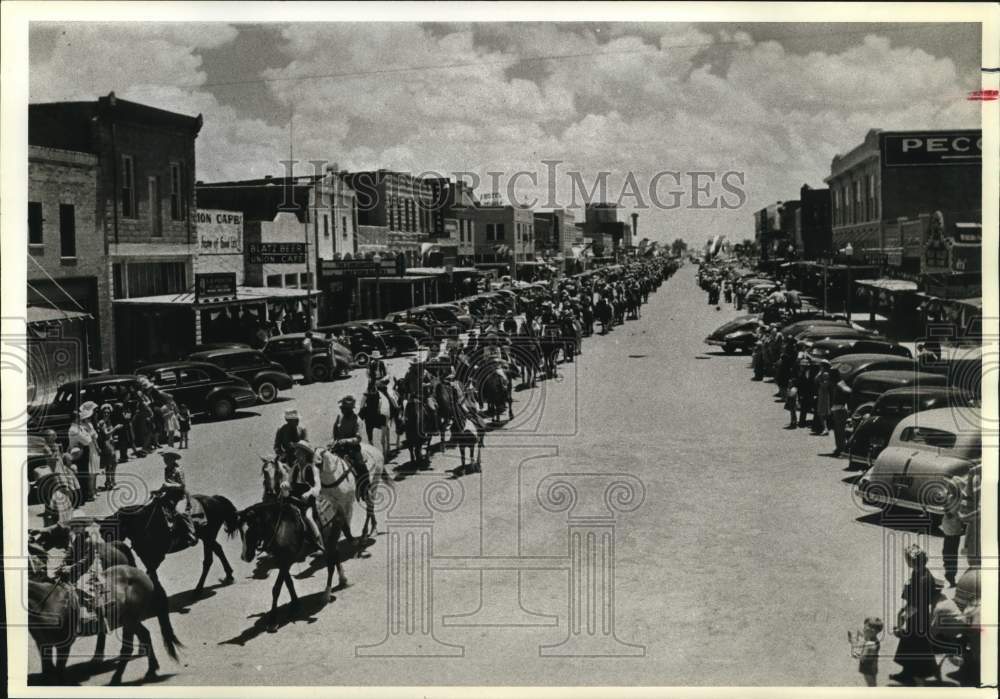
xmin=27 ymin=145 xmax=114 ymax=370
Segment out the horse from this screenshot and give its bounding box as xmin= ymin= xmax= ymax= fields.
xmin=594 ymin=298 xmax=614 ymax=335
xmin=480 ymin=368 xmax=513 ymax=423
xmin=28 ymin=564 xmax=181 ymax=685
xmin=440 ymin=383 xmax=485 ymax=472
xmin=97 ymin=492 xmax=240 ymax=593
xmin=359 ymin=379 xmax=399 ymax=461
xmin=538 ymin=328 xmax=564 ymax=379
xmin=29 ymin=523 xmax=136 ymax=582
xmin=403 ymin=396 xmax=437 ymax=468
xmin=241 ymin=452 xmax=356 ymax=632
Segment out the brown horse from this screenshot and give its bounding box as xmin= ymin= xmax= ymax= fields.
xmin=28 ymin=564 xmax=181 ymax=685
xmin=98 ymin=493 xmax=239 ymax=593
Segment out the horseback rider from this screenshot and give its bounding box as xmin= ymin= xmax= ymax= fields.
xmin=367 ymin=350 xmax=388 ymax=382
xmin=284 ymin=440 xmax=325 ymax=553
xmin=502 ymin=310 xmax=519 ymax=335
xmin=274 ymin=409 xmax=307 ymax=464
xmin=331 ymin=395 xmax=370 ymax=502
xmin=156 ymin=452 xmax=199 ymax=550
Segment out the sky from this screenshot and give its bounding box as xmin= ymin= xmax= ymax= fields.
xmin=28 ymin=22 xmax=983 ymax=248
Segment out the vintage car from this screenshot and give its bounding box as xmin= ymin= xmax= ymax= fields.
xmin=780 ymin=318 xmax=855 ymax=338
xmin=263 ymin=332 xmax=351 ymax=382
xmin=850 ymin=369 xmax=948 ymax=408
xmin=807 ymin=338 xmax=912 ymax=361
xmin=135 ymin=361 xmax=258 ymax=420
xmin=28 ymin=374 xmax=141 ymax=443
xmin=704 ymin=316 xmax=762 ymax=353
xmin=395 ymin=321 xmax=434 ymax=347
xmin=424 ymin=303 xmax=476 ymax=329
xmin=314 ymin=322 xmax=389 ymax=366
xmin=352 ymin=319 xmax=419 ymax=356
xmin=186 ymin=348 xmax=294 ymax=403
xmin=846 ymin=386 xmax=973 ymax=470
xmin=831 ymin=353 xmax=919 ymax=386
xmin=856 ymin=407 xmax=981 ymax=515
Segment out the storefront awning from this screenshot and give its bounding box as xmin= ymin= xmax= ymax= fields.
xmin=27 ymin=305 xmax=92 ymax=325
xmin=113 ymin=285 xmax=314 ymax=307
xmin=854 ymin=279 xmax=919 ymax=293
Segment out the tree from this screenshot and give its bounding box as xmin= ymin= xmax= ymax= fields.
xmin=670 ymin=238 xmax=688 ymax=256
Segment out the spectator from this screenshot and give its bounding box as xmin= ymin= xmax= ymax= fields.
xmin=828 ymin=368 xmax=852 ymax=456
xmin=177 ymin=404 xmax=192 ymax=449
xmin=848 ymin=617 xmax=883 ymax=687
xmin=67 ymin=401 xmax=100 ymax=502
xmin=939 ymin=474 xmax=965 ymax=587
xmin=302 ymin=331 xmax=315 ymax=383
xmin=96 ymin=404 xmax=119 ymax=491
xmin=814 ymin=368 xmax=833 ymax=435
xmin=784 ymin=385 xmax=799 ymax=428
xmin=960 ymin=463 xmax=981 ymax=567
xmin=890 ymin=544 xmax=940 ymax=685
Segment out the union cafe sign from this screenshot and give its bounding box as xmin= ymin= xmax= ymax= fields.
xmin=882 ymin=131 xmax=982 ymax=167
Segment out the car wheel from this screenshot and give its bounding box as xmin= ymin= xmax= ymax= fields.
xmin=211 ymin=397 xmax=236 ymax=420
xmin=256 ymin=380 xmax=278 ymax=404
xmin=355 ymin=352 xmax=370 ymax=367
xmin=311 ymin=362 xmax=331 ymax=382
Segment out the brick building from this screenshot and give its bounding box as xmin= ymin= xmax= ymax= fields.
xmin=471 ymin=204 xmax=535 ymax=264
xmin=29 ymin=92 xmax=202 ymax=370
xmin=583 ymin=202 xmax=630 ymax=250
xmin=426 ymin=178 xmax=477 ymax=265
xmin=27 ymin=145 xmax=108 ymax=394
xmin=342 ymin=170 xmax=432 ymax=263
xmin=824 ymin=128 xmax=982 ymax=257
xmin=794 ymin=184 xmax=832 ymax=260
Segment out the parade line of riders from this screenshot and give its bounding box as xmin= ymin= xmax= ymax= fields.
xmin=698 ymin=262 xmax=981 ymax=688
xmin=26 ymin=256 xmax=680 ymax=680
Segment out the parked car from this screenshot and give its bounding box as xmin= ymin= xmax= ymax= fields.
xmin=704 ymin=316 xmax=762 ymax=354
xmin=796 ymin=326 xmax=877 ymax=346
xmin=134 ymin=361 xmax=257 ymax=420
xmin=426 ymin=303 xmax=475 ymax=329
xmin=419 ymin=304 xmax=472 ymax=330
xmin=191 ymin=342 xmax=252 ymax=354
xmin=807 ymin=338 xmax=912 ymax=361
xmin=315 ymin=322 xmax=388 ymax=366
xmin=386 ymin=308 xmax=457 ymax=337
xmin=354 ymin=319 xmax=419 ymax=356
xmin=850 ymin=369 xmax=949 ymax=409
xmin=27 ymin=375 xmax=141 ymax=443
xmin=846 ymin=386 xmax=973 ymax=470
xmin=263 ymin=333 xmax=350 ymax=382
xmin=831 ymin=353 xmax=920 ymax=387
xmin=187 ymin=348 xmax=294 ymax=404
xmin=780 ymin=318 xmax=854 ymax=338
xmin=857 ymin=407 xmax=981 ymax=515
xmin=395 ymin=321 xmax=434 ymax=347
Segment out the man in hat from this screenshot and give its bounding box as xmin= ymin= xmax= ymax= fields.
xmin=502 ymin=310 xmax=519 ymax=335
xmin=368 ymin=349 xmax=388 ymax=381
xmin=156 ymin=452 xmax=198 ymax=550
xmin=332 ymin=396 xmax=369 ymax=501
xmin=284 ymin=440 xmax=325 ymax=552
xmin=274 ymin=409 xmax=308 ymax=464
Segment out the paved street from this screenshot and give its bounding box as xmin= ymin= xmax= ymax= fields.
xmin=27 ymin=264 xmax=913 ymax=686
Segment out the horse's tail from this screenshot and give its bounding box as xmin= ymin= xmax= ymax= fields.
xmin=218 ymin=496 xmax=240 ymax=539
xmin=154 ymin=583 xmax=182 ymax=661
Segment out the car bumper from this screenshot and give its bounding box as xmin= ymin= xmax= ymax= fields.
xmin=704 ymin=338 xmax=727 ymax=346
xmin=854 ymin=477 xmax=944 ymax=516
xmin=234 ymin=391 xmax=258 ymax=406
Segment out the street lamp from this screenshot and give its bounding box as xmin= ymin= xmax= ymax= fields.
xmin=373 ymin=252 xmax=383 ymax=319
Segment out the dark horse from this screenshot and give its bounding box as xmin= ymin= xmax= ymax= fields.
xmin=239 ymin=458 xmax=354 ymax=633
xmin=98 ymin=493 xmax=240 ymax=593
xmin=404 ymin=397 xmax=437 ymax=467
xmin=29 ymin=564 xmax=181 ymax=685
xmin=480 ymin=368 xmax=514 ymax=423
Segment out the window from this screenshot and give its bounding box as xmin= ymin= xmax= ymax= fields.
xmin=323 ymin=214 xmax=330 ymax=237
xmin=121 ymin=155 xmax=135 ymax=218
xmin=170 ymin=163 xmax=183 ymax=220
xmin=266 ymin=274 xmax=282 ymax=287
xmin=387 ymin=197 xmax=395 ymax=229
xmin=179 ymin=367 xmax=210 ymax=384
xmin=149 ymin=176 xmax=162 ymax=236
xmin=342 ymin=216 xmax=348 ymax=238
xmin=59 ymin=204 xmax=76 ymax=258
xmin=301 ymin=272 xmax=313 ymax=289
xmin=284 ymin=273 xmax=298 ymax=287
xmin=29 ymin=202 xmax=43 ymax=246
xmin=152 ymin=369 xmax=179 ymax=387
xmin=900 ymin=426 xmax=956 ymax=450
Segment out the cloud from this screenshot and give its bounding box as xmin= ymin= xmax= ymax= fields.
xmin=28 ymin=22 xmax=980 ymax=247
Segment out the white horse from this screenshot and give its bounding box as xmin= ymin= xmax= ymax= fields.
xmin=320 ymin=442 xmax=388 ymax=543
xmin=359 ymin=383 xmax=400 ymax=461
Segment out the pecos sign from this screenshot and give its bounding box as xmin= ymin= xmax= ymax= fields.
xmin=882 ymin=131 xmax=982 ymax=167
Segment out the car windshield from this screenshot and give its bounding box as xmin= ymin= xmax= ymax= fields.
xmin=426 ymin=308 xmax=455 ymax=321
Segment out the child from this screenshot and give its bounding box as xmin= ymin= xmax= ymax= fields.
xmin=784 ymin=385 xmax=799 ymax=428
xmin=849 ymin=616 xmax=884 ymax=687
xmin=177 ymin=404 xmax=191 ymax=449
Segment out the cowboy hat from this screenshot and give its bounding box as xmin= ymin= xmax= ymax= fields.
xmin=370 ymin=350 xmax=382 ymax=359
xmin=339 ymin=395 xmax=356 ymax=407
xmin=284 ymin=408 xmax=300 ymax=421
xmin=100 ymin=403 xmax=113 ymax=413
xmin=77 ymin=401 xmax=97 ymax=420
xmin=161 ymin=451 xmax=182 ymax=465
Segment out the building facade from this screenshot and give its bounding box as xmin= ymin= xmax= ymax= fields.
xmin=426 ymin=178 xmax=477 ymax=265
xmin=27 ymin=145 xmax=110 ymax=375
xmin=471 ymin=205 xmax=535 ymax=264
xmin=794 ymin=184 xmax=832 ymax=260
xmin=343 ymin=170 xmax=432 ymax=264
xmin=29 ymin=92 xmax=202 ymax=370
xmin=824 ymin=128 xmax=982 ymax=256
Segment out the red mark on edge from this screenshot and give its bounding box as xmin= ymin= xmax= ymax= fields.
xmin=967 ymin=90 xmax=999 ymax=101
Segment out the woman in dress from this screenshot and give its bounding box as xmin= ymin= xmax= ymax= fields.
xmin=890 ymin=544 xmax=941 ymax=684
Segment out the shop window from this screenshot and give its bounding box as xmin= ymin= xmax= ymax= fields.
xmin=121 ymin=155 xmax=136 ymax=218
xmin=301 ymin=273 xmax=313 ymax=289
xmin=284 ymin=273 xmax=298 ymax=287
xmin=59 ymin=204 xmax=76 ymax=258
xmin=170 ymin=163 xmax=184 ymax=220
xmin=266 ymin=274 xmax=282 ymax=287
xmin=29 ymin=201 xmax=43 ymax=247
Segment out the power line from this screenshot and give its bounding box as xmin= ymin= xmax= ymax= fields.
xmin=183 ymin=24 xmax=966 ymax=91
